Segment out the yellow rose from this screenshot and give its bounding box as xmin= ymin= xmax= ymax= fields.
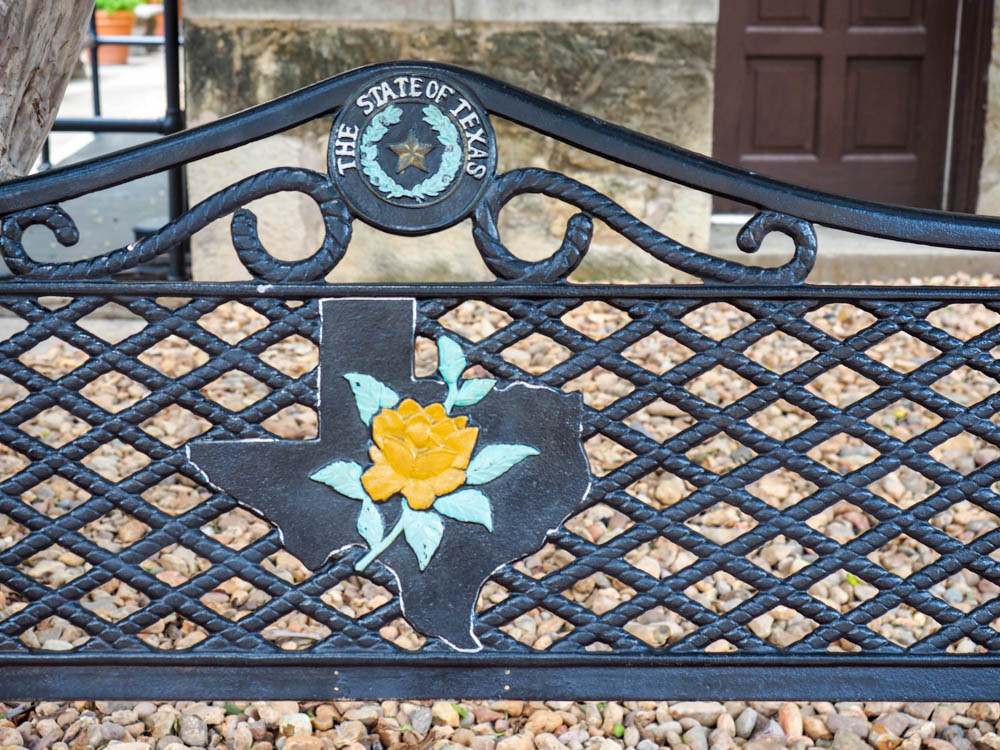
xmin=361 ymin=398 xmax=479 ymax=510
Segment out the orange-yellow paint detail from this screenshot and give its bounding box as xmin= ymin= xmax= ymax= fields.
xmin=362 ymin=398 xmax=478 ymax=510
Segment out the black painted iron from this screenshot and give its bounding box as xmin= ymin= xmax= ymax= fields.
xmin=2 ymin=61 xmax=1000 ymax=699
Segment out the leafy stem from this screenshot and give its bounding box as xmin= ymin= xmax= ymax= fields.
xmin=355 ymin=511 xmax=406 ymax=572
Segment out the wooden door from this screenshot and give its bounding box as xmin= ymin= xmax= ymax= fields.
xmin=713 ymin=0 xmax=958 ymax=211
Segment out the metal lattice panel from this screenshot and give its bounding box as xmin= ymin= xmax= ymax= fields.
xmin=2 ymin=289 xmax=1000 ymax=692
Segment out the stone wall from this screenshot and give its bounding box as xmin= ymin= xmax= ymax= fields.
xmin=183 ymin=0 xmax=718 ymax=282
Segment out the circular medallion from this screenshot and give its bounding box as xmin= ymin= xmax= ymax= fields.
xmin=328 ymin=69 xmax=497 ymax=235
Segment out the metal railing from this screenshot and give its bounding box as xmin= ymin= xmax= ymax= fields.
xmin=40 ymin=0 xmax=186 ymax=280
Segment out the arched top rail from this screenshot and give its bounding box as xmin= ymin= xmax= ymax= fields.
xmin=1 ymin=60 xmax=999 ymax=252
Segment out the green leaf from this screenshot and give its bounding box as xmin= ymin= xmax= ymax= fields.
xmin=613 ymin=724 xmax=625 ymax=738
xmin=465 ymin=444 xmax=539 ymax=485
xmin=357 ymin=496 xmax=384 ymax=548
xmin=454 ymin=378 xmax=496 ymax=406
xmin=437 ymin=336 xmax=467 ymax=384
xmin=401 ymin=504 xmax=444 ymax=571
xmin=845 ymin=572 xmax=861 ymax=586
xmin=452 ymin=704 xmax=470 ymax=720
xmin=224 ymin=703 xmax=244 ymax=716
xmin=309 ymin=460 xmax=367 ymax=500
xmin=344 ymin=372 xmax=399 ymax=425
xmin=434 ymin=489 xmax=493 ymax=531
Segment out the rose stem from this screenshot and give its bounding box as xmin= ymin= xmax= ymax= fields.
xmin=355 ymin=514 xmax=406 ymax=572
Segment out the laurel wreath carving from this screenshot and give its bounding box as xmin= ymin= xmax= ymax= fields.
xmin=359 ymin=104 xmax=462 ymax=202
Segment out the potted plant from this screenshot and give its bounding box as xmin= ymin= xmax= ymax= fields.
xmin=94 ymin=0 xmax=143 ymax=65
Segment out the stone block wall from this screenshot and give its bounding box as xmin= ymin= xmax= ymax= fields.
xmin=183 ymin=0 xmax=718 ymax=282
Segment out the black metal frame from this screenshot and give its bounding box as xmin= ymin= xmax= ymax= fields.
xmin=4 ymin=61 xmax=1000 ymax=699
xmin=38 ymin=0 xmax=186 ymax=280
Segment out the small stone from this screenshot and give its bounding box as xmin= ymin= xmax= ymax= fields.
xmin=284 ymin=738 xmax=323 ymax=750
xmin=149 ymin=713 xmax=176 ymax=740
xmin=803 ymin=716 xmax=831 ymax=741
xmin=473 ymin=708 xmax=505 ymax=724
xmin=597 ymin=741 xmax=621 ymax=750
xmin=248 ymin=722 xmax=268 ymax=741
xmin=179 ymin=715 xmax=208 ymax=748
xmin=832 ymin=729 xmax=868 ymax=750
xmin=736 ymin=709 xmax=758 ymax=739
xmin=905 ymin=722 xmax=935 ymax=740
xmin=111 ymin=711 xmax=139 ymax=727
xmin=526 ymin=712 xmax=564 ymax=735
xmin=471 ymin=738 xmax=496 ymax=750
xmin=535 ymin=734 xmax=563 ymax=750
xmin=493 ymin=702 xmax=525 ymax=718
xmin=335 ymin=721 xmax=364 ymax=746
xmin=155 ymin=738 xmax=182 ymax=750
xmin=106 ymin=744 xmax=150 ymax=750
xmin=683 ymin=726 xmax=708 ymax=750
xmin=708 ymin=728 xmax=736 ymax=750
xmin=925 ymin=741 xmax=958 ymax=750
xmin=342 ymin=706 xmax=380 ymax=727
xmin=779 ymin=704 xmax=802 ymax=741
xmin=311 ymin=707 xmax=336 ymax=733
xmin=976 ymin=734 xmax=1000 ymax=750
xmin=228 ymin=724 xmax=253 ymax=750
xmin=161 ymin=743 xmax=185 ymax=750
xmin=408 ymin=708 xmax=433 ymax=737
xmin=826 ymin=715 xmax=868 ymax=737
xmin=904 ymin=704 xmax=935 ymax=721
xmin=433 ymin=703 xmax=461 ymax=729
xmin=497 ymin=734 xmax=533 ymax=750
xmin=623 ymin=727 xmax=639 ymax=748
xmin=636 ymin=741 xmax=657 ymax=750
xmin=101 ymin=724 xmax=127 ymax=742
xmin=134 ymin=705 xmax=157 ymax=721
xmin=969 ymin=706 xmax=1000 ymax=723
xmin=279 ymin=714 xmax=312 ymax=737
xmin=672 ymin=704 xmax=726 ymax=727
xmin=933 ymin=707 xmax=958 ymax=733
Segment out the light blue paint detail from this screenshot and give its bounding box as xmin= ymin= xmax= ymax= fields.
xmin=401 ymin=503 xmax=444 ymax=571
xmin=437 ymin=335 xmax=467 ymax=384
xmin=434 ymin=489 xmax=493 ymax=531
xmin=309 ymin=460 xmax=367 ymax=501
xmin=357 ymin=496 xmax=385 ymax=548
xmin=454 ymin=378 xmax=496 ymax=406
xmin=465 ymin=444 xmax=540 ymax=485
xmin=344 ymin=372 xmax=399 ymax=425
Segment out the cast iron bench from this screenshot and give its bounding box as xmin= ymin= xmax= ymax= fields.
xmin=1 ymin=61 xmax=1000 ymax=700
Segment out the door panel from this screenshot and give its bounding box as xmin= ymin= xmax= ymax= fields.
xmin=713 ymin=0 xmax=957 ymax=211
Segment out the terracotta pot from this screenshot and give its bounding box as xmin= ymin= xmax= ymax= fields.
xmin=94 ymin=10 xmax=135 ymax=65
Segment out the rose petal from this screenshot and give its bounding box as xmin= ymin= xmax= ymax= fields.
xmin=446 ymin=427 xmax=479 ymax=468
xmin=411 ymin=446 xmax=456 ymax=479
xmin=402 ymin=480 xmax=436 ymax=510
xmin=397 ymin=398 xmax=421 ymax=417
xmin=428 ymin=467 xmax=465 ymax=496
xmin=381 ymin=434 xmax=418 ymax=475
xmin=361 ymin=463 xmax=406 ymax=501
xmin=371 ymin=409 xmax=405 ymax=448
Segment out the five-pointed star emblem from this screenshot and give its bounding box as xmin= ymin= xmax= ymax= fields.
xmin=389 ymin=130 xmax=434 ymax=173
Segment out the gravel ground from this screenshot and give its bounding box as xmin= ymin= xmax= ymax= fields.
xmin=3 ymin=699 xmax=1000 ymax=750
xmin=2 ymin=275 xmax=1000 ymax=740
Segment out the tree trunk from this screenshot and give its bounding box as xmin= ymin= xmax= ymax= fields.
xmin=0 ymin=0 xmax=95 ymax=182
